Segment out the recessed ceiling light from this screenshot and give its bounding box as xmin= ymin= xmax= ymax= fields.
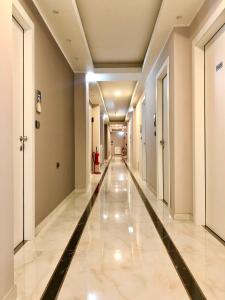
xmin=114 ymin=90 xmax=122 ymax=97
xmin=52 ymin=10 xmax=59 ymax=14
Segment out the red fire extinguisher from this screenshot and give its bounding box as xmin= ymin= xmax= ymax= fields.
xmin=92 ymin=147 xmax=101 ymax=174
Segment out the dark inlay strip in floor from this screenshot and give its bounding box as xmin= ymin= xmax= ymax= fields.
xmin=124 ymin=161 xmax=206 ymax=300
xmin=204 ymin=226 xmax=225 ymax=247
xmin=14 ymin=240 xmax=27 ymax=254
xmin=41 ymin=162 xmax=110 ymax=300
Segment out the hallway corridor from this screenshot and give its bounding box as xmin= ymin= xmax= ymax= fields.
xmin=45 ymin=158 xmax=191 ymax=300
xmin=13 ymin=158 xmax=225 ymax=299
xmin=3 ymin=1 xmax=225 ymax=299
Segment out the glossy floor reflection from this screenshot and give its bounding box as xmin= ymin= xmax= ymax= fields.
xmin=58 ymin=158 xmax=188 ymax=300
xmin=14 ymin=169 xmax=105 ymax=300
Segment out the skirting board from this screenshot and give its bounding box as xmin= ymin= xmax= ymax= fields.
xmin=173 ymin=213 xmax=193 ymax=221
xmin=147 ymin=183 xmax=157 ymax=197
xmin=3 ymin=285 xmax=17 ymax=300
xmin=35 ymin=190 xmax=75 ymax=236
xmin=74 ymin=188 xmax=88 ymax=193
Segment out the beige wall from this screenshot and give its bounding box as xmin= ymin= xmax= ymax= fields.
xmin=100 ymin=113 xmax=104 ymax=163
xmin=107 ymin=125 xmax=111 ymax=159
xmin=139 ymin=32 xmax=174 ymax=195
xmin=132 ymin=97 xmax=142 ymax=172
xmin=18 ymin=0 xmax=75 ymax=225
xmin=75 ymin=74 xmax=90 ymax=189
xmin=132 ymin=28 xmax=193 ymax=216
xmin=0 ymin=1 xmax=14 ymax=298
xmin=92 ymin=106 xmax=101 ymax=154
xmin=104 ymin=124 xmax=111 ymax=160
xmin=173 ymin=28 xmax=192 ymax=214
xmin=131 ymin=108 xmax=137 ymax=170
xmin=131 ymin=1 xmax=223 ymax=218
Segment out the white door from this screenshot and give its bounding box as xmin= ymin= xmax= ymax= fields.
xmin=89 ymin=105 xmax=92 ymax=173
xmin=13 ymin=18 xmax=24 ymax=248
xmin=162 ymin=75 xmax=169 ymax=204
xmin=141 ymin=100 xmax=147 ymax=181
xmin=205 ymin=25 xmax=225 ymax=241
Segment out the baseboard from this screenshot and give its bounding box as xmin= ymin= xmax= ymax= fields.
xmin=35 ymin=190 xmax=75 ymax=235
xmin=147 ymin=183 xmax=157 ymax=197
xmin=3 ymin=285 xmax=17 ymax=300
xmin=173 ymin=213 xmax=193 ymax=221
xmin=74 ymin=188 xmax=87 ymax=193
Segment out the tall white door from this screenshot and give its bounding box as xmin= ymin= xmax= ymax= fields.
xmin=162 ymin=75 xmax=169 ymax=204
xmin=205 ymin=25 xmax=225 ymax=241
xmin=13 ymin=18 xmax=24 ymax=248
xmin=141 ymin=100 xmax=147 ymax=181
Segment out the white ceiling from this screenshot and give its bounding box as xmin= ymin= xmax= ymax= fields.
xmin=89 ymin=82 xmax=108 ymax=118
xmin=130 ymin=0 xmax=206 ymax=108
xmin=32 ymin=0 xmax=93 ymax=71
xmin=76 ymin=0 xmax=162 ymax=67
xmin=32 ymin=0 xmax=205 ymax=122
xmin=99 ymin=81 xmax=136 ymax=121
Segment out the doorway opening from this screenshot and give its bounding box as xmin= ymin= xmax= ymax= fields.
xmin=13 ymin=0 xmax=35 ymax=250
xmin=156 ymin=58 xmax=170 ymax=207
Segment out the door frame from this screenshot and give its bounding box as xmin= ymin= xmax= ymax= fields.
xmin=156 ymin=57 xmax=170 ymax=207
xmin=12 ymin=0 xmax=35 ymax=241
xmin=141 ymin=96 xmax=147 ymax=181
xmin=192 ymin=1 xmax=225 ymax=225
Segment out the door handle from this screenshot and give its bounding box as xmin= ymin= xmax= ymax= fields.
xmin=160 ymin=140 xmax=165 ymax=147
xmin=20 ymin=136 xmax=28 ymax=142
xmin=19 ymin=136 xmax=28 ymax=151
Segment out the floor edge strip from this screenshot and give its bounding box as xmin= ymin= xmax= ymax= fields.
xmin=41 ymin=161 xmax=110 ymax=300
xmin=124 ymin=160 xmax=206 ymax=300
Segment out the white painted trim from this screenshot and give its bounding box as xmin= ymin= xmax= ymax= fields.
xmin=3 ymin=285 xmax=17 ymax=300
xmin=173 ymin=214 xmax=193 ymax=221
xmin=13 ymin=0 xmax=35 ymax=241
xmin=156 ymin=57 xmax=171 ymax=208
xmin=35 ymin=191 xmax=75 ymax=235
xmin=140 ymin=96 xmax=147 ymax=181
xmin=71 ymin=0 xmax=94 ymax=71
xmin=74 ymin=188 xmax=88 ymax=193
xmin=129 ymin=25 xmax=175 ymax=113
xmin=192 ymin=0 xmax=225 ymax=225
xmin=96 ymin=82 xmax=110 ymax=120
xmin=32 ymin=0 xmax=75 ymax=72
xmin=187 ymin=0 xmax=206 ymax=27
xmin=32 ymin=0 xmax=94 ymax=73
xmin=95 ymin=67 xmax=142 ymax=74
xmin=126 ymin=81 xmax=139 ymax=121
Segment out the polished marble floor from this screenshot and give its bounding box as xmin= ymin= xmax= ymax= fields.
xmin=14 ymin=169 xmax=105 ymax=300
xmin=57 ymin=159 xmax=189 ymax=300
xmin=14 ymin=158 xmax=225 ymax=299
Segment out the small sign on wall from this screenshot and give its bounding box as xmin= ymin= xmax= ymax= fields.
xmin=36 ymin=90 xmax=42 ymax=113
xmin=216 ymin=61 xmax=223 ymax=72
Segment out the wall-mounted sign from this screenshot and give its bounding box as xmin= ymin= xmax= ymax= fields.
xmin=153 ymin=113 xmax=156 ymax=127
xmin=216 ymin=61 xmax=223 ymax=72
xmin=36 ymin=90 xmax=42 ymax=113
